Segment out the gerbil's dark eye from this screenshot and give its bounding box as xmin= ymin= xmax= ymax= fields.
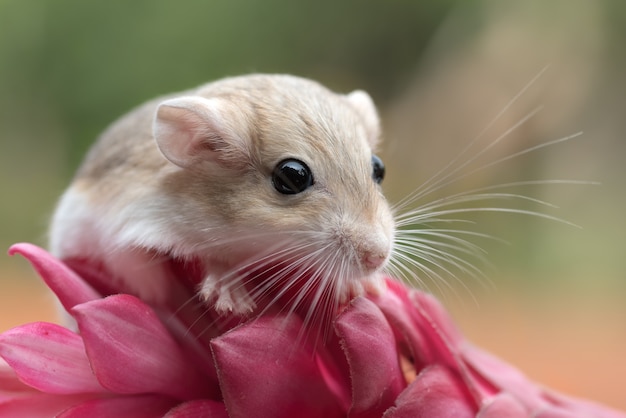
xmin=371 ymin=154 xmax=385 ymax=184
xmin=272 ymin=159 xmax=314 ymax=195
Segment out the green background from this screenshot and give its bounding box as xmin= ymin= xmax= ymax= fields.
xmin=1 ymin=0 xmax=623 ymax=288
xmin=0 ymin=0 xmax=625 ymax=409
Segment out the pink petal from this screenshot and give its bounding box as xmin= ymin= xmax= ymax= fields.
xmin=8 ymin=243 xmax=101 ymax=311
xmin=462 ymin=344 xmax=544 ymax=409
xmin=164 ymin=399 xmax=229 ymax=418
xmin=314 ymin=336 xmax=352 ymax=412
xmin=335 ymin=297 xmax=405 ymax=418
xmin=538 ymin=389 xmax=626 ymax=418
xmin=372 ymin=280 xmax=456 ymax=369
xmin=57 ymin=394 xmax=178 ymax=418
xmin=67 ymin=256 xmax=221 ymax=382
xmin=534 ymin=408 xmax=579 ymax=418
xmin=0 ymin=393 xmax=96 ymax=418
xmin=408 ymin=288 xmax=464 ymax=347
xmin=72 ymin=294 xmax=212 ymax=400
xmin=476 ymin=393 xmax=528 ymax=418
xmin=153 ymin=305 xmax=220 ymax=383
xmin=63 ymin=257 xmax=121 ymax=297
xmin=211 ymin=315 xmax=345 ymax=418
xmin=0 ymin=358 xmax=33 ymax=394
xmin=377 ymin=279 xmax=496 ymax=404
xmin=0 ymin=322 xmax=104 ymax=394
xmin=402 ymin=285 xmax=464 ymax=368
xmin=383 ymin=364 xmax=475 ymax=418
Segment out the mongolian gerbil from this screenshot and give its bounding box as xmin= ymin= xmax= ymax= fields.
xmin=49 ymin=74 xmax=395 ymax=316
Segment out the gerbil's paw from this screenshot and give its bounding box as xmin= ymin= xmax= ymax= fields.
xmin=214 ymin=292 xmax=256 ymax=316
xmin=200 ymin=277 xmax=256 ymax=316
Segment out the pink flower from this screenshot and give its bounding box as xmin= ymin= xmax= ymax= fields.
xmin=1 ymin=243 xmax=624 ymax=417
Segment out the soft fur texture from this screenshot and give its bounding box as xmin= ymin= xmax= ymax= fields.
xmin=50 ymin=74 xmax=394 ymax=314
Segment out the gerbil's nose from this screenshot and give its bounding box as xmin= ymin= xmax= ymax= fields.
xmin=362 ymin=250 xmax=387 ymax=271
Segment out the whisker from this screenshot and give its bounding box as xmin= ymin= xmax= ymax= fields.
xmin=219 ymin=237 xmax=320 ymax=293
xmin=397 ymin=228 xmax=508 ymax=247
xmin=396 ymin=217 xmax=478 ymax=228
xmin=251 ymin=244 xmax=333 ymax=307
xmin=393 ymin=129 xmax=583 ymax=217
xmin=296 ymin=267 xmax=335 ymax=346
xmin=389 ymin=247 xmax=454 ymax=295
xmin=423 ymin=105 xmax=544 ymax=196
xmin=411 ymin=207 xmax=580 ymax=228
xmin=458 ymin=132 xmax=584 ymax=188
xmin=394 ymin=65 xmax=551 ymax=213
xmin=390 ymin=244 xmax=480 ymax=305
xmin=396 ymin=192 xmax=561 ymax=223
xmin=394 ymin=234 xmax=489 ymax=270
xmin=393 ymin=239 xmax=487 ymax=282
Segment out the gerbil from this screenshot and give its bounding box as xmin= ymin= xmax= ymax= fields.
xmin=49 ymin=74 xmax=395 ymax=316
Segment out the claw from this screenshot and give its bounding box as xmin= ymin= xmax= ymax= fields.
xmin=200 ymin=275 xmax=256 ymax=315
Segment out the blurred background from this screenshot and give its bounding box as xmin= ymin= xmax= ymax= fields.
xmin=1 ymin=0 xmax=624 ymax=410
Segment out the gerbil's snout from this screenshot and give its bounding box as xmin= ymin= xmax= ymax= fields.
xmin=362 ymin=250 xmax=388 ymax=271
xmin=334 ymin=209 xmax=394 ymax=276
xmin=354 ymin=233 xmax=392 ymax=274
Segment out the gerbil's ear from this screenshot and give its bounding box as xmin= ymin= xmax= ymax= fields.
xmin=153 ymin=96 xmax=250 ymax=171
xmin=346 ymin=90 xmax=381 ymax=148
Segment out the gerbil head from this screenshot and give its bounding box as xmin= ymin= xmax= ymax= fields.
xmin=152 ymin=74 xmax=394 ymax=318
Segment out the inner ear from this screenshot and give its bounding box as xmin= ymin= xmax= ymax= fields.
xmin=346 ymin=90 xmax=381 ymax=148
xmin=153 ymin=96 xmax=251 ymax=171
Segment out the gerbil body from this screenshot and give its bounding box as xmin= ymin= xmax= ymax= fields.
xmin=50 ymin=74 xmax=394 ymax=315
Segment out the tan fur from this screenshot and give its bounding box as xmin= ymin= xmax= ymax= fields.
xmin=50 ymin=74 xmax=394 ymax=314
